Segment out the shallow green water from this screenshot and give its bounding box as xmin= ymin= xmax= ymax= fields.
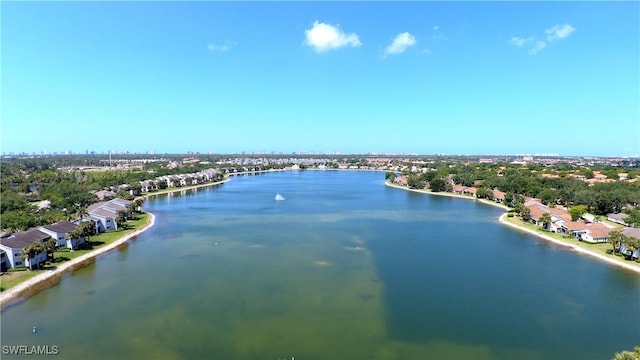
xmin=1 ymin=171 xmax=638 ymax=359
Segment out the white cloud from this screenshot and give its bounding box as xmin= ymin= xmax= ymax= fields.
xmin=304 ymin=21 xmax=361 ymax=53
xmin=545 ymin=24 xmax=576 ymax=42
xmin=207 ymin=41 xmax=233 ymax=52
xmin=510 ymin=23 xmax=574 ymax=55
xmin=384 ymin=32 xmax=417 ymax=56
xmin=509 ymin=36 xmax=529 ymax=47
xmin=529 ymin=41 xmax=547 ymax=55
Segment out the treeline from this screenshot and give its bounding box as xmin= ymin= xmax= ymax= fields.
xmin=398 ymin=162 xmax=640 ymax=222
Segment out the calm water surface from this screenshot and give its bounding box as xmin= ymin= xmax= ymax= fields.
xmin=1 ymin=171 xmax=638 ymax=359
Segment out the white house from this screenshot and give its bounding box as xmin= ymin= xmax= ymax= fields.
xmin=140 ymin=180 xmax=156 ymax=193
xmin=38 ymin=221 xmax=85 ymax=250
xmin=578 ymin=223 xmax=611 ymax=244
xmin=1 ymin=250 xmax=9 ymax=272
xmin=85 ymin=198 xmax=132 ymax=233
xmin=0 ymin=229 xmax=50 ymax=269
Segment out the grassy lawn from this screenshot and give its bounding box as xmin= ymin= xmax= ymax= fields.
xmin=0 ymin=271 xmax=40 ymax=292
xmin=504 ymin=215 xmax=640 ymax=268
xmin=51 ymin=213 xmax=151 ymax=263
xmin=0 ymin=213 xmax=152 ymax=293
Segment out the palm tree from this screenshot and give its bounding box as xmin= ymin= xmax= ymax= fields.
xmin=134 ymin=198 xmax=144 ymax=212
xmin=76 ymin=221 xmax=96 ymax=246
xmin=75 ymin=205 xmax=89 ymax=222
xmin=21 ymin=243 xmax=45 ymax=269
xmin=126 ymin=203 xmax=136 ymax=216
xmin=608 ymin=230 xmax=626 ymax=255
xmin=116 ymin=210 xmax=127 ymax=228
xmin=623 ymin=236 xmax=640 ymax=260
xmin=20 ymin=244 xmax=35 ymax=268
xmin=539 ymin=212 xmax=552 ymax=230
xmin=44 ymin=237 xmax=57 ymax=261
xmin=66 ymin=227 xmax=84 ymax=250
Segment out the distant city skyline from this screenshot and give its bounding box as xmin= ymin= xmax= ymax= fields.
xmin=2 ymin=2 xmax=639 ymax=157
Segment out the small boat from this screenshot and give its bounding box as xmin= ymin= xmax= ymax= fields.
xmin=275 ymin=193 xmax=285 ymax=201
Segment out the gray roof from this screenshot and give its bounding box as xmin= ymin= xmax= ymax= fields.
xmin=608 ymin=213 xmax=630 ymax=221
xmin=622 ymin=227 xmax=640 ymax=239
xmin=0 ymin=229 xmax=51 ymax=249
xmin=88 ymin=201 xmax=108 ymax=213
xmin=42 ymin=221 xmax=78 ymax=233
xmin=91 ymin=208 xmax=117 ymax=218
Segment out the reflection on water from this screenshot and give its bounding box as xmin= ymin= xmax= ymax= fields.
xmin=1 ymin=171 xmax=638 ymax=360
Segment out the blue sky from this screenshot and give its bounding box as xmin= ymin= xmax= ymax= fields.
xmin=2 ymin=1 xmax=639 ymax=156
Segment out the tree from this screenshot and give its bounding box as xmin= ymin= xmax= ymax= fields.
xmin=21 ymin=242 xmax=45 ymax=269
xmin=538 ymin=189 xmax=557 ymax=205
xmin=44 ymin=237 xmax=57 ymax=261
xmin=429 ymin=178 xmax=447 ymax=192
xmin=608 ymin=230 xmax=626 ymax=255
xmin=385 ymin=172 xmax=397 ymax=181
xmin=66 ymin=227 xmax=84 ymax=249
xmin=613 ymin=346 xmax=640 ymax=360
xmin=407 ymin=175 xmax=422 ymax=189
xmin=539 ymin=212 xmax=552 ymax=230
xmin=127 ymin=202 xmax=137 ymax=216
xmin=116 ymin=210 xmax=128 ymax=227
xmin=580 ymin=168 xmax=594 ymax=179
xmin=475 ymin=187 xmax=493 ymax=199
xmin=569 ymin=205 xmax=587 ymax=221
xmin=623 ymin=236 xmax=640 ymax=260
xmin=134 ymin=198 xmax=144 ymax=212
xmin=520 ymin=206 xmax=531 ymax=220
xmin=78 ymin=221 xmax=96 ymax=242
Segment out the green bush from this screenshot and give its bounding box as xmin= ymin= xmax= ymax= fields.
xmin=8 ymin=267 xmax=28 ymax=272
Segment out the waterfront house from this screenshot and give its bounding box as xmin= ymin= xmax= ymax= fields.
xmin=38 ymin=221 xmax=85 ymax=250
xmin=166 ymin=175 xmax=182 ymax=187
xmin=140 ymin=180 xmax=157 ymax=193
xmin=621 ymin=227 xmax=640 ymax=239
xmin=86 ymin=198 xmax=132 ymax=233
xmin=179 ymin=175 xmax=193 ymax=186
xmin=462 ymin=187 xmax=477 ymax=197
xmin=491 ymin=189 xmax=506 ymax=202
xmin=578 ymin=223 xmax=611 ymax=243
xmin=558 ymin=220 xmax=588 ymax=238
xmin=394 ymin=176 xmax=408 ymax=186
xmin=0 ymin=229 xmax=50 ymax=269
xmin=525 ymin=200 xmax=571 ymax=230
xmin=199 ymin=168 xmax=223 ymax=182
xmin=87 ymin=209 xmax=117 ymax=233
xmin=1 ymin=250 xmax=9 ymax=272
xmin=619 ymin=228 xmax=640 ymax=259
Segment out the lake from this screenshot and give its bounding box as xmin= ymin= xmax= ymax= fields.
xmin=1 ymin=171 xmax=638 ymax=359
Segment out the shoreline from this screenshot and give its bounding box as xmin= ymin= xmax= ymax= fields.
xmin=0 ymin=177 xmax=233 ymax=308
xmin=0 ymin=213 xmax=156 ymax=309
xmin=143 ymin=177 xmax=231 ymax=198
xmin=385 ymin=182 xmax=640 ymax=275
xmin=3 ymin=175 xmax=636 ymax=308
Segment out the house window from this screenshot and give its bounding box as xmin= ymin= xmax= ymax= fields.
xmin=16 ymin=261 xmax=22 ymax=266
